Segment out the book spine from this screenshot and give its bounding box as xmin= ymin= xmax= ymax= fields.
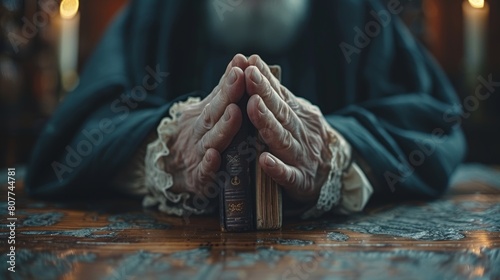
xmin=220 ymin=95 xmax=254 ymax=232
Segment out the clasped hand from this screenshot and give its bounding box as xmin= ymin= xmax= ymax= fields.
xmin=166 ymin=54 xmax=338 ymax=207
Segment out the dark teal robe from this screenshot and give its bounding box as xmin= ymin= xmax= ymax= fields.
xmin=26 ymin=0 xmax=466 ymax=203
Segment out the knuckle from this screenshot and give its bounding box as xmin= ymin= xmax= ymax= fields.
xmin=261 ymin=79 xmax=273 ymax=98
xmin=204 ymin=124 xmax=227 ymax=150
xmin=279 ymin=106 xmax=294 ymax=127
xmin=199 ymin=136 xmax=210 ymax=154
xmin=258 ymin=127 xmax=271 ymax=143
xmin=218 ymin=87 xmax=230 ymax=104
xmin=201 ymin=107 xmax=213 ymax=130
xmin=261 ymin=113 xmax=274 ymax=129
xmin=212 ymin=85 xmax=221 ymax=96
xmin=271 ymin=80 xmax=281 ymax=95
xmin=280 ymin=85 xmax=291 ymax=100
xmin=286 ymin=99 xmax=300 ymax=111
xmin=285 ymin=168 xmax=297 ymax=186
xmin=213 ymin=128 xmax=225 ymax=144
xmin=276 ymin=131 xmax=294 ymax=152
xmin=310 ymin=140 xmax=322 ymax=156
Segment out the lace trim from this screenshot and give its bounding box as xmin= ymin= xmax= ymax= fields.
xmin=336 ymin=163 xmax=374 ymax=214
xmin=143 ymin=97 xmax=211 ymax=216
xmin=143 ymin=97 xmax=371 ymax=218
xmin=301 ymin=130 xmax=352 ymax=219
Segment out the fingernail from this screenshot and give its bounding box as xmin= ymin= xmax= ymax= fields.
xmin=266 ymin=155 xmax=276 ymax=167
xmin=257 ymin=99 xmax=266 ymax=114
xmin=223 ymin=109 xmax=231 ymax=121
xmin=251 ymin=68 xmax=262 ymax=84
xmin=205 ymin=153 xmax=212 ymax=163
xmin=227 ymin=69 xmax=237 ymax=85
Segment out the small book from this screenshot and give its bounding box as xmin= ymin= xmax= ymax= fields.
xmin=219 ymin=65 xmax=282 ymax=232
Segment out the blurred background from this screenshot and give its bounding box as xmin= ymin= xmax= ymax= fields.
xmin=0 ymin=0 xmax=499 ymax=169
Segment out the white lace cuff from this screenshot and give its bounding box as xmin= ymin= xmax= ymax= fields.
xmin=142 ymin=97 xmax=214 ymax=216
xmin=129 ymin=96 xmax=373 ymax=219
xmin=336 ymin=163 xmax=373 ymax=214
xmin=301 ymin=131 xmax=373 ymax=219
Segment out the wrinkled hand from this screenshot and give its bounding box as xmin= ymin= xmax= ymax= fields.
xmin=245 ymin=55 xmax=339 ymax=204
xmin=165 ymin=54 xmax=346 ymax=207
xmin=166 ymin=54 xmax=249 ymax=195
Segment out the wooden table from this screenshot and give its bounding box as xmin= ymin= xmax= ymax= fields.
xmin=1 ymin=169 xmax=499 ymax=280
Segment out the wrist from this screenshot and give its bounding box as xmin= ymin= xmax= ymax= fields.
xmin=143 ymin=97 xmax=214 ymax=216
xmin=301 ymin=123 xmax=352 ymax=219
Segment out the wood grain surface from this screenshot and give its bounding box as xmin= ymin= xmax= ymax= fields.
xmin=1 ymin=170 xmax=499 ymax=280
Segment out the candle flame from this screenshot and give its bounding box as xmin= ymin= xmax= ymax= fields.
xmin=60 ymin=0 xmax=79 ymax=19
xmin=468 ymin=0 xmax=485 ymax=9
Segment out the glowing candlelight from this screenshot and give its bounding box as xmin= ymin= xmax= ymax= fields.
xmin=58 ymin=0 xmax=80 ymax=92
xmin=468 ymin=0 xmax=484 ymax=9
xmin=60 ymin=0 xmax=79 ymax=19
xmin=463 ymin=0 xmax=489 ymax=86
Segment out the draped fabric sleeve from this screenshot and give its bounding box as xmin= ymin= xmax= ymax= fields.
xmin=25 ymin=1 xmax=198 ymax=199
xmin=325 ymin=0 xmax=466 ymax=201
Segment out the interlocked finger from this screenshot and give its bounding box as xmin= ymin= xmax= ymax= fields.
xmin=195 ymin=148 xmax=221 ymax=184
xmin=248 ymin=95 xmax=302 ymax=165
xmin=247 ymin=55 xmax=283 ymax=98
xmin=245 ymin=66 xmax=303 ymax=138
xmin=203 ymin=54 xmax=249 ymax=105
xmin=197 ymin=104 xmax=242 ymax=155
xmin=259 ymin=152 xmax=305 ymax=190
xmin=194 ymin=66 xmax=245 ymax=138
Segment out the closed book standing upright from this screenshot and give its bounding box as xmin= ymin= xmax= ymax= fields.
xmin=219 ymin=94 xmax=255 ymax=232
xmin=219 ymin=66 xmax=282 ymax=232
